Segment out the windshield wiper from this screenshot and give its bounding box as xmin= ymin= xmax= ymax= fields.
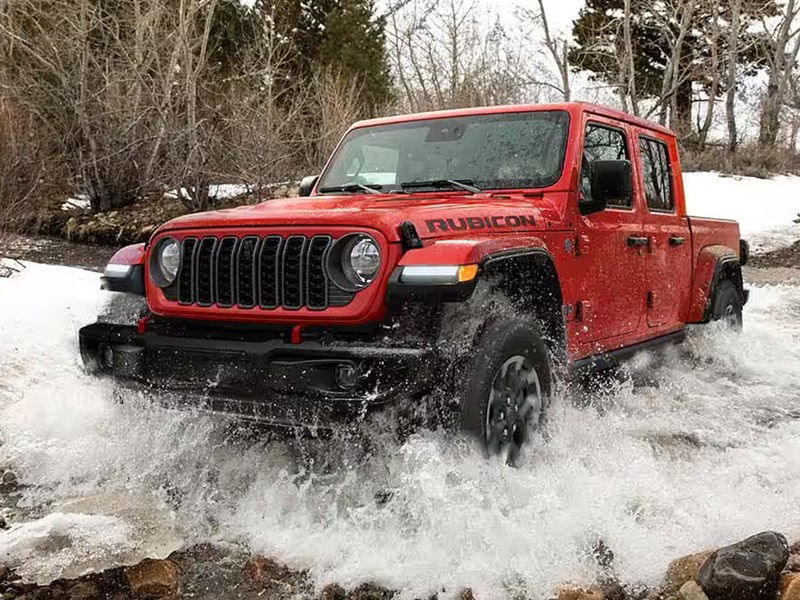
xmin=318 ymin=183 xmax=382 ymax=195
xmin=397 ymin=179 xmax=481 ymax=194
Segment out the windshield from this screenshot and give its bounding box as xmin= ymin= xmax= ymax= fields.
xmin=317 ymin=110 xmax=570 ymax=193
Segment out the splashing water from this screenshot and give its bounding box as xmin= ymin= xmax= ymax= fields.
xmin=2 ymin=262 xmax=800 ymax=597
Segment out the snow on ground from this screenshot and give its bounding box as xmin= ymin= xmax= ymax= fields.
xmin=1 ymin=259 xmax=800 ymax=598
xmin=164 ymin=184 xmax=253 ymax=202
xmin=684 ymin=172 xmax=800 ymax=253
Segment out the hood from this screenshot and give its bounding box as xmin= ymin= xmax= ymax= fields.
xmin=158 ymin=192 xmax=568 ymax=242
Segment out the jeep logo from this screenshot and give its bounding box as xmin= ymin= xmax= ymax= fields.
xmin=425 ymin=215 xmax=536 ymax=233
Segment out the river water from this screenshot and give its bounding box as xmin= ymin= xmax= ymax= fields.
xmin=1 ymin=262 xmax=800 ymax=599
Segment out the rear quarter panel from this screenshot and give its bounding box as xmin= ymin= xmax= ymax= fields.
xmin=686 ymin=217 xmax=742 ymax=323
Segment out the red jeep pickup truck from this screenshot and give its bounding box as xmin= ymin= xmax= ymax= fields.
xmin=80 ymin=102 xmax=749 ymax=461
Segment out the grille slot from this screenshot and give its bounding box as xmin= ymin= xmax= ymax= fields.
xmin=282 ymin=236 xmax=307 ymax=310
xmin=306 ymin=236 xmax=331 ymax=310
xmin=178 ymin=237 xmax=198 ymax=304
xmin=236 ymin=236 xmax=259 ymax=308
xmin=258 ymin=236 xmax=282 ymax=309
xmin=195 ymin=237 xmax=217 ymax=306
xmin=176 ymin=233 xmax=357 ymax=310
xmin=215 ymin=237 xmax=238 ymax=307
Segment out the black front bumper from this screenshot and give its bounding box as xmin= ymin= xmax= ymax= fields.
xmin=79 ymin=321 xmax=438 ymax=428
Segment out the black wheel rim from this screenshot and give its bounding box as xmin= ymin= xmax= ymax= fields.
xmin=485 ymin=355 xmax=543 ymax=464
xmin=723 ymin=303 xmax=740 ymax=329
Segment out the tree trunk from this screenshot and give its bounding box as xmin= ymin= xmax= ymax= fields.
xmin=726 ymin=0 xmax=740 ymax=153
xmin=670 ymin=79 xmax=693 ymax=139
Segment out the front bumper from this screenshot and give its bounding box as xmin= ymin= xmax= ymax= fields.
xmin=79 ymin=321 xmax=438 ymax=428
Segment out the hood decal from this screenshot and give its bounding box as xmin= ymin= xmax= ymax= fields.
xmin=425 ymin=214 xmax=536 ymax=233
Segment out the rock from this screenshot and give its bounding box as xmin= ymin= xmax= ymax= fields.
xmin=319 ymin=583 xmax=347 ymax=600
xmin=781 ymin=573 xmax=800 ymax=600
xmin=0 ymin=564 xmax=12 ymax=582
xmin=346 ymin=582 xmax=395 ymax=600
xmin=244 ymin=555 xmax=295 ymax=586
xmin=598 ymin=580 xmax=626 ymax=600
xmin=68 ymin=581 xmax=100 ymax=600
xmin=558 ymin=586 xmax=606 ymax=600
xmin=787 ymin=554 xmax=800 ymax=573
xmin=0 ymin=471 xmax=18 ymax=492
xmin=592 ymin=540 xmax=616 ymax=572
xmin=697 ymin=531 xmax=789 ymax=600
xmin=458 ymin=589 xmax=476 ymax=600
xmin=0 ymin=515 xmax=7 ymax=530
xmin=139 ymin=225 xmax=155 ymax=238
xmin=678 ymin=581 xmax=709 ymax=600
xmin=665 ymin=550 xmax=715 ymax=591
xmin=124 ymin=559 xmax=179 ymax=598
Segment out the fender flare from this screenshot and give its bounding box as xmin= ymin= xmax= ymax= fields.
xmin=101 ymin=243 xmax=146 ymax=295
xmin=687 ymin=245 xmax=743 ymax=324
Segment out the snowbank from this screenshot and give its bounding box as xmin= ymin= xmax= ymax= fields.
xmin=684 ymin=172 xmax=800 ymax=253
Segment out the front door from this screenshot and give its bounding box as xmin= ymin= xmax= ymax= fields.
xmin=635 ymin=133 xmax=692 ymax=328
xmin=574 ymin=117 xmax=646 ymax=347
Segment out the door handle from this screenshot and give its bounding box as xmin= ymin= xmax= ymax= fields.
xmin=627 ymin=236 xmax=649 ymax=248
xmin=669 ymin=236 xmax=686 ymax=247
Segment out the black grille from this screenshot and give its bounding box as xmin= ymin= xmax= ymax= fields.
xmin=174 ymin=234 xmax=354 ymax=310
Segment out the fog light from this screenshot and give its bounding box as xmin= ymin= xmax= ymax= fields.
xmin=103 ymin=346 xmax=114 ymax=368
xmin=335 ymin=363 xmax=358 ymax=390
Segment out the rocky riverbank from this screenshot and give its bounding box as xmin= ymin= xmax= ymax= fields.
xmin=1 ymin=530 xmax=799 ymax=600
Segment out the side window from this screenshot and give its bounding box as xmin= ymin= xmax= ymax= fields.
xmin=639 ymin=137 xmax=674 ymax=212
xmin=581 ymin=124 xmax=632 ymax=209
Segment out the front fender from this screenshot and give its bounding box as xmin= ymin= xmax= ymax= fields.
xmin=687 ymin=244 xmax=741 ymax=323
xmin=101 ymin=243 xmax=146 ymax=295
xmin=396 ymin=235 xmax=549 ymax=267
xmin=388 ymin=235 xmax=554 ymax=304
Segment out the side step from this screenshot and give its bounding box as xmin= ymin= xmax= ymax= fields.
xmin=569 ymin=329 xmax=686 ymax=374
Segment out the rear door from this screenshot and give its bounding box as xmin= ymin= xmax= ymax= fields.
xmin=574 ymin=116 xmax=646 ymax=344
xmin=635 ymin=133 xmax=692 ymax=328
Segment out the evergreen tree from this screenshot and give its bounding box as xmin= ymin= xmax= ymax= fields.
xmin=569 ymin=0 xmax=777 ymax=135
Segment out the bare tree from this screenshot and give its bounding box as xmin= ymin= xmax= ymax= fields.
xmin=726 ymin=0 xmax=743 ymax=152
xmin=697 ymin=0 xmax=721 ymax=150
xmin=532 ymin=0 xmax=570 ymax=101
xmin=759 ymin=0 xmax=800 ymax=146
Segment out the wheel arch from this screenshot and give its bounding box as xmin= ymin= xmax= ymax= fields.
xmin=687 ymin=245 xmax=745 ymax=324
xmin=479 ymin=248 xmax=567 ymax=361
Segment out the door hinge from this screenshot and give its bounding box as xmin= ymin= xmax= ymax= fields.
xmin=575 ymin=234 xmax=590 ymax=256
xmin=575 ymin=300 xmax=592 ymax=321
xmin=646 ymin=291 xmax=654 ymax=309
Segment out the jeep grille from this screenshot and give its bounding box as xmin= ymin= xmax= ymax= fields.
xmin=173 ymin=234 xmax=355 ymax=310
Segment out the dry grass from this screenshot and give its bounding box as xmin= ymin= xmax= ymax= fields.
xmin=680 ymin=143 xmax=800 ymax=178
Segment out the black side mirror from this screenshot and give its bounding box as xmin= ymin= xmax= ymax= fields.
xmin=298 ymin=175 xmax=318 ymax=197
xmin=583 ymin=160 xmax=632 ymax=215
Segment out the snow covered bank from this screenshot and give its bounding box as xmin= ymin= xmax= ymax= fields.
xmin=684 ymin=172 xmax=800 ymax=253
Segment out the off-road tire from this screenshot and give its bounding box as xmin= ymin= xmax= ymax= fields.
xmin=460 ymin=317 xmax=552 ymax=464
xmin=710 ymin=279 xmax=743 ymax=331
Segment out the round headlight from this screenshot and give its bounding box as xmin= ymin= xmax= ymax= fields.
xmin=326 ymin=234 xmax=382 ymax=291
xmin=150 ymin=237 xmax=180 ymax=287
xmin=347 ymin=237 xmax=381 ymax=284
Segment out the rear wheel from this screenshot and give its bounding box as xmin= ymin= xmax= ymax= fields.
xmin=459 ymin=318 xmax=552 ymax=465
xmin=710 ymin=279 xmax=743 ymax=331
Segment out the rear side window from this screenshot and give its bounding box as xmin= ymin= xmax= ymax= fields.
xmin=581 ymin=124 xmax=632 ymax=209
xmin=639 ymin=137 xmax=674 ymax=212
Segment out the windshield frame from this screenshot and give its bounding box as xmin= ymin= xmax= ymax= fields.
xmin=316 ymin=109 xmax=572 ymax=195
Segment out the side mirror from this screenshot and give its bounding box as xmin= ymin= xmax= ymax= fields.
xmin=298 ymin=175 xmax=318 ymax=197
xmin=583 ymin=160 xmax=632 ymax=215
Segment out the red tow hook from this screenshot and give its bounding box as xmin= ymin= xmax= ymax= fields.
xmin=137 ymin=316 xmax=150 ymax=335
xmin=290 ymin=325 xmax=303 ymax=345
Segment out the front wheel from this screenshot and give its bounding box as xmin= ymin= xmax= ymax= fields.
xmin=710 ymin=279 xmax=743 ymax=331
xmin=459 ymin=318 xmax=552 ymax=465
